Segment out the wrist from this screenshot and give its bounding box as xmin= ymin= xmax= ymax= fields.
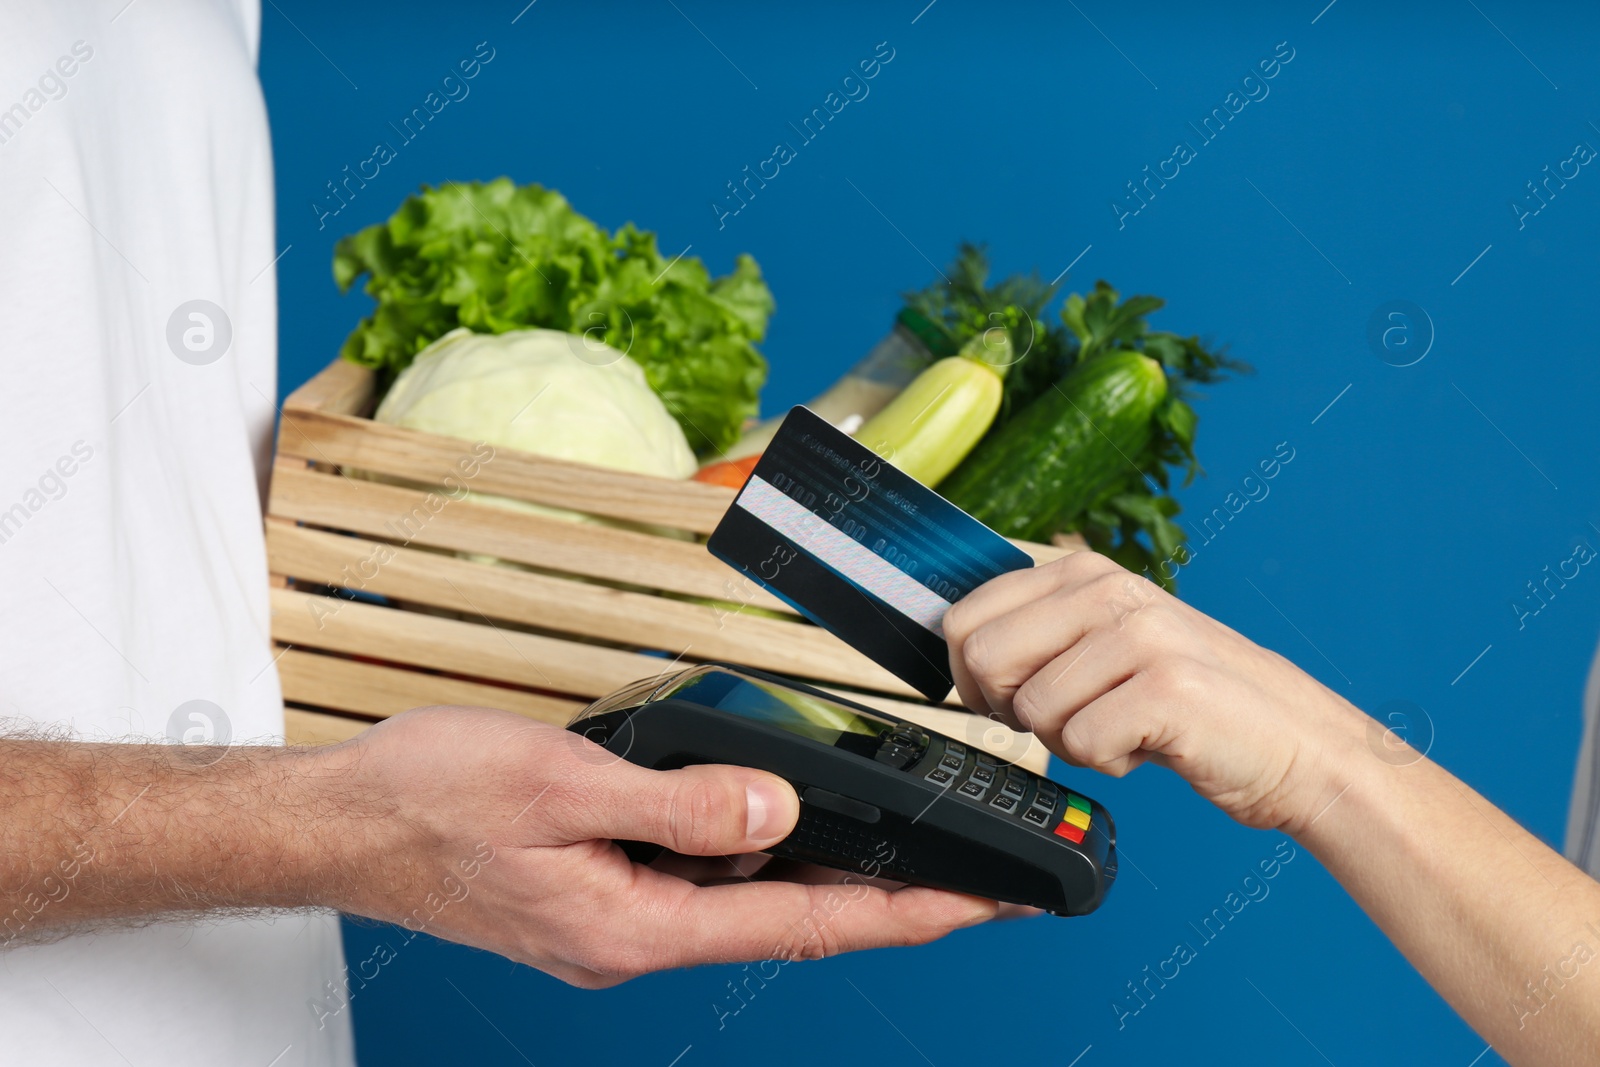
xmin=294 ymin=740 xmax=381 ymax=916
xmin=191 ymin=743 xmax=364 ymax=913
xmin=1274 ymin=693 xmax=1383 ymax=839
xmin=296 ymin=736 xmax=432 ymax=922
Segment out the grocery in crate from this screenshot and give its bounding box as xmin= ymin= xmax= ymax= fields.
xmin=270 ymin=179 xmax=1242 ymax=755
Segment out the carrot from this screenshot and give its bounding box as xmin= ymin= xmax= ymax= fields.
xmin=693 ymin=454 xmax=760 ymax=489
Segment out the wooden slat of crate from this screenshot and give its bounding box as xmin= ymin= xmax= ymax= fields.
xmin=266 ymin=522 xmax=921 ymax=699
xmin=273 ymin=586 xmax=665 ymax=697
xmin=269 ymin=460 xmax=797 ymax=615
xmin=282 ymin=355 xmax=374 ymax=416
xmin=274 ymin=586 xmax=1050 ymax=771
xmin=278 ymin=647 xmax=583 ymax=725
xmin=280 ymin=408 xmax=737 ymax=536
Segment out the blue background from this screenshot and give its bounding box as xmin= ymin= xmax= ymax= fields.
xmin=261 ymin=2 xmax=1600 ymax=1064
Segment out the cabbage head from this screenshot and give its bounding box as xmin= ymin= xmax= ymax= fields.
xmin=374 ymin=327 xmax=696 ymax=479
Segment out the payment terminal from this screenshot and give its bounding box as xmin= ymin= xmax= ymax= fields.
xmin=568 ymin=664 xmax=1116 ymax=916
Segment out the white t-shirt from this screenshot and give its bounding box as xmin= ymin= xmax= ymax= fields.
xmin=0 ymin=3 xmax=352 ymax=1064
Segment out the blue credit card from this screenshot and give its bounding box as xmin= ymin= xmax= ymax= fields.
xmin=706 ymin=406 xmax=1034 ymax=700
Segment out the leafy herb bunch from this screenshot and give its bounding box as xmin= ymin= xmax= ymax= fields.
xmin=902 ymin=245 xmax=1249 ymax=586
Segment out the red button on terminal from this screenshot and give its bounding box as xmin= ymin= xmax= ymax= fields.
xmin=1053 ymin=821 xmax=1085 ymax=844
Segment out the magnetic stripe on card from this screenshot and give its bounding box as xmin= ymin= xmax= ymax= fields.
xmin=736 ymin=474 xmax=954 ymax=634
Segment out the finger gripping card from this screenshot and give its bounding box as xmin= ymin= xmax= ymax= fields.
xmin=706 ymin=406 xmax=1034 ymax=700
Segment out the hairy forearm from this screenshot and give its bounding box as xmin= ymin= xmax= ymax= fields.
xmin=1296 ymin=728 xmax=1600 ymax=1066
xmin=0 ymin=738 xmax=376 ymax=943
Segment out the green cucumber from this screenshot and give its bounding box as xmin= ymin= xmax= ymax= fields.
xmin=939 ymin=351 xmax=1169 ymax=542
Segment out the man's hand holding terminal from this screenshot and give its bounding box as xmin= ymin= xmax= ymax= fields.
xmin=0 ymin=707 xmax=995 ymax=987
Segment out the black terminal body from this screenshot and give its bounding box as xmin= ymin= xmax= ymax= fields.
xmin=568 ymin=664 xmax=1116 ymax=916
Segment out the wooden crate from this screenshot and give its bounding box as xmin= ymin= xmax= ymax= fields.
xmin=269 ymin=358 xmax=1075 ymax=773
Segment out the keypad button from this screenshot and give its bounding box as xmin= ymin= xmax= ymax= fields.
xmin=989 ymin=794 xmax=1018 ymax=813
xmin=1001 ymin=777 xmax=1026 ymax=800
xmin=1067 ymin=793 xmax=1092 ymax=814
xmin=940 ymin=753 xmax=963 ymax=772
xmin=1054 ymin=821 xmax=1086 ymax=844
xmin=1063 ymin=806 xmax=1091 ymax=831
xmin=971 ymin=766 xmax=995 ymax=785
xmin=945 ymin=743 xmax=967 ymax=759
xmin=958 ymin=780 xmax=986 ymax=799
xmin=1022 ymin=806 xmax=1049 ymax=827
xmin=1032 ymin=794 xmax=1056 ymax=817
xmin=926 ymin=767 xmax=954 ymax=786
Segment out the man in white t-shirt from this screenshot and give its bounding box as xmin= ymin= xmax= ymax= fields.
xmin=0 ymin=4 xmax=997 ymax=1065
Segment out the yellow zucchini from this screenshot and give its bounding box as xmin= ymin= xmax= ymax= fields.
xmin=853 ymin=332 xmax=1010 ymax=486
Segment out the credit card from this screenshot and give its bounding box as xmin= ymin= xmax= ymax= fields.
xmin=707 ymin=406 xmax=1034 ymax=700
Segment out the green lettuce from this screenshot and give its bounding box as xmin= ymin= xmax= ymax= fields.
xmin=333 ymin=179 xmax=773 ymax=455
